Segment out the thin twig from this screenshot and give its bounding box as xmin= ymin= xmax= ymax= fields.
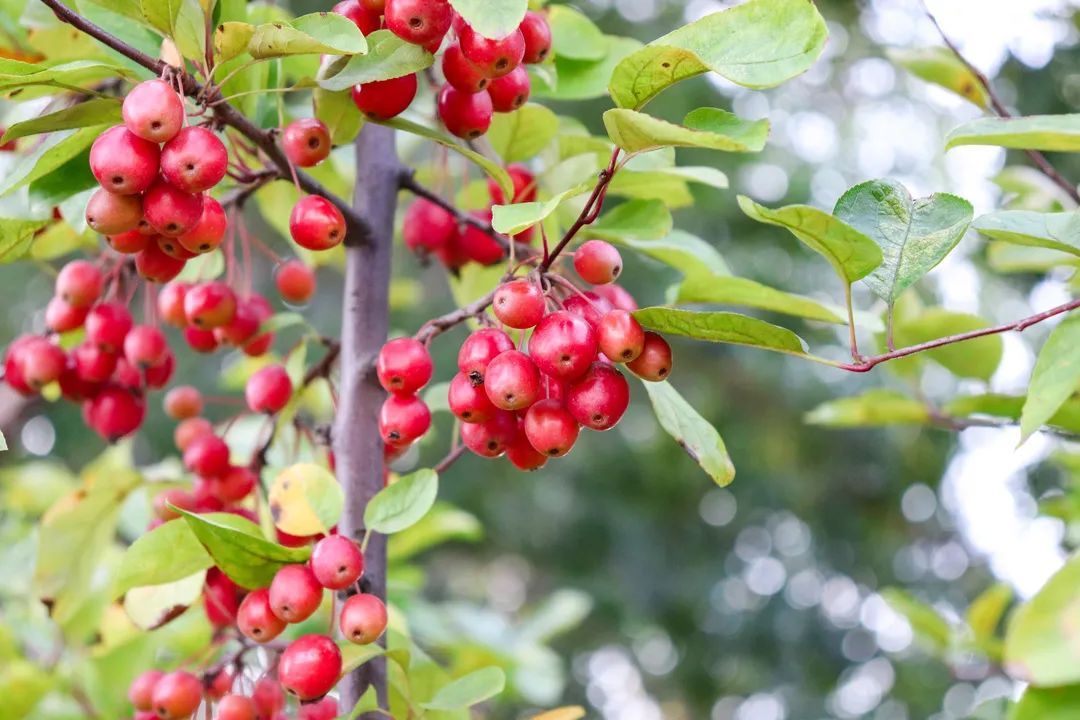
xmin=433 ymin=443 xmax=467 ymax=473
xmin=539 ymin=148 xmax=621 ymax=272
xmin=928 ymin=409 xmax=1080 ymax=441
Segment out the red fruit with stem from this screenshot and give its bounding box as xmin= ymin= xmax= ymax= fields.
xmin=333 ymin=0 xmax=381 ymax=34
xmin=278 ymin=635 xmax=342 ymax=701
xmin=385 ymin=0 xmax=452 ymax=45
xmin=310 ymin=535 xmax=364 ymax=589
xmin=488 ymin=65 xmax=530 ymax=112
xmin=177 ymin=196 xmax=227 ymax=254
xmin=519 ymin=10 xmax=552 ymax=63
xmin=376 ymin=337 xmax=433 ymax=395
xmin=461 ymin=409 xmax=518 ymax=457
xmin=161 ymin=126 xmax=229 ymax=193
xmin=209 ymin=465 xmax=257 ymax=503
xmin=204 ymin=567 xmax=241 ymax=628
xmin=245 ymin=364 xmax=293 ymax=414
xmin=574 ymin=239 xmax=622 ymax=284
xmin=157 ymin=282 xmax=190 ymax=326
xmin=299 ymin=697 xmax=339 ymax=720
xmin=351 ymin=73 xmax=418 ymax=120
xmin=447 ymin=371 xmax=498 ymax=423
xmin=45 ymin=297 xmax=89 ymax=333
xmin=493 ymin=278 xmax=545 ymax=328
xmin=164 ymin=385 xmax=203 ymax=420
xmin=174 ymin=417 xmax=213 ymax=452
xmin=339 ymin=593 xmax=388 ymax=645
xmin=151 ymin=670 xmax=203 ymax=720
xmin=183 ymin=433 xmax=231 ymax=477
xmin=442 ymin=43 xmax=489 ymax=93
xmin=20 ymin=339 xmax=65 ymax=390
xmin=524 ymin=399 xmax=580 ymax=456
xmin=379 ymin=394 xmax=431 ymax=446
xmin=217 ymin=694 xmax=256 ymax=720
xmin=563 ymin=292 xmax=612 ymax=330
xmin=56 ymin=260 xmax=103 ymax=307
xmin=123 ymin=325 xmax=168 ymax=368
xmin=123 ymin=79 xmax=184 ymax=143
xmin=566 ymin=362 xmax=630 ymax=430
xmin=156 ymin=234 xmax=198 ymax=261
xmin=437 ymin=84 xmax=493 ymax=139
xmin=85 ymin=302 xmax=133 ymax=352
xmin=238 ymin=588 xmax=287 ymax=643
xmin=626 ymin=332 xmax=672 ymax=382
xmin=275 ymin=259 xmax=317 ymax=304
xmin=85 ymin=386 xmax=145 ymax=440
xmin=456 ymin=211 xmax=503 ymax=265
xmin=85 ymin=188 xmax=142 ymax=235
xmin=143 ymin=181 xmax=204 ymax=237
xmin=527 ymin=310 xmax=598 ymax=380
xmin=73 ymin=342 xmax=117 ymax=383
xmin=487 ymin=164 xmax=537 ymax=204
xmin=128 ymin=670 xmax=163 ymax=711
xmin=184 ymin=282 xmax=237 ymax=329
xmin=252 ymin=678 xmax=286 ymax=718
xmin=269 ymin=564 xmax=323 ymax=623
xmin=290 ymin=195 xmax=346 ymax=251
xmin=484 ymin=349 xmax=541 ymax=411
xmin=459 ymin=25 xmax=525 ymax=77
xmin=106 ymin=229 xmax=151 ymax=254
xmin=89 ymin=126 xmax=160 ymax=195
xmin=184 ymin=326 xmax=220 ymax=353
xmin=458 ymin=327 xmax=514 ymax=383
xmin=402 ymin=197 xmax=456 ymax=254
xmin=283 ymin=118 xmax=332 ymax=168
xmin=598 ymin=309 xmax=645 ymax=363
xmin=506 ymin=425 xmax=548 ymax=470
xmin=136 ymin=241 xmax=187 ymax=283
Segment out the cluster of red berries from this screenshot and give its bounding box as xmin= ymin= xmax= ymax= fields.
xmin=334 ymin=0 xmax=552 ymax=139
xmin=403 ymin=164 xmax=537 ymax=271
xmin=376 ymin=240 xmax=673 ymax=469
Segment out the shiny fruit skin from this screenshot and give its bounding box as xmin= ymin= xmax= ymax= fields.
xmin=245 ymin=364 xmax=293 ymax=414
xmin=442 ymin=44 xmax=489 ymax=93
xmin=275 ymin=260 xmax=317 ymax=304
xmin=573 ymin=239 xmax=623 ymax=284
xmin=160 ymin=126 xmax=229 ymax=193
xmin=402 ymin=198 xmax=456 ymax=254
xmin=350 ymin=74 xmax=418 ymax=120
xmin=151 ymin=670 xmax=203 ymax=719
xmin=278 ymin=634 xmax=343 ymax=701
xmin=492 ymin=279 xmax=545 ymax=329
xmin=89 ymin=126 xmax=160 ymax=195
xmin=283 ymin=118 xmax=332 ymax=168
xmin=488 ymin=65 xmax=530 ymax=112
xmin=527 ymin=310 xmax=598 ymax=380
xmin=459 ymin=25 xmax=525 ymax=78
xmin=237 ymin=588 xmax=287 ymax=643
xmin=385 ymin=0 xmax=452 ymax=46
xmin=289 ymin=195 xmax=346 ymax=251
xmin=457 ymin=328 xmax=513 ymax=383
xmin=597 ymin=309 xmax=645 ymax=363
xmin=566 ymin=362 xmax=630 ymax=431
xmin=123 ymin=79 xmax=185 ymax=143
xmin=519 ymin=10 xmax=552 ymax=64
xmin=460 ymin=409 xmax=517 ymax=457
xmin=128 ymin=669 xmax=164 ymax=712
xmin=436 ymin=84 xmax=493 ymax=139
xmin=376 ymin=337 xmax=433 ymax=395
xmin=523 ymin=398 xmax=580 ymax=457
xmin=85 ymin=188 xmax=142 ymax=235
xmin=333 ymin=0 xmax=381 ymax=34
xmin=177 ymin=196 xmax=227 ymax=254
xmin=269 ymin=564 xmax=323 ymax=623
xmin=310 ymin=535 xmax=364 ymax=590
xmin=56 ymin=259 xmax=103 ymax=307
xmin=626 ymin=332 xmax=673 ymax=382
xmin=143 ymin=181 xmax=204 ymax=238
xmin=339 ymin=593 xmax=388 ymax=645
xmin=447 ymin=371 xmax=498 ymax=423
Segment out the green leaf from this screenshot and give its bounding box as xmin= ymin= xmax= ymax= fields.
xmin=448 ymin=0 xmax=526 ymax=40
xmin=113 ymin=518 xmax=213 ymax=597
xmin=608 ymin=0 xmax=827 ymax=109
xmin=893 ymin=309 xmax=1004 ymax=381
xmin=535 ymin=36 xmax=642 ymax=102
xmin=0 ymin=218 xmax=50 ymax=263
xmin=1020 ymin=313 xmax=1080 ymax=441
xmin=383 ymin=117 xmax=513 ymax=202
xmin=834 ymin=179 xmax=973 ymax=303
xmin=737 ymin=196 xmax=884 ymax=283
xmin=1010 ymin=686 xmax=1080 ymax=720
xmin=421 ymin=666 xmax=507 ymax=711
xmin=0 ymin=98 xmax=122 ymax=143
xmin=972 ymin=210 xmax=1080 ymax=258
xmin=140 ymin=0 xmax=182 ymax=35
xmin=318 ymin=30 xmax=431 ymax=91
xmin=881 ymin=588 xmax=951 ymax=653
xmin=946 ymin=115 xmax=1080 ymax=152
xmin=491 ymin=183 xmax=589 ymax=236
xmin=0 ymin=126 xmax=105 ymax=197
xmin=887 ymin=46 xmax=989 ymax=108
xmin=676 ymin=274 xmax=844 ymax=324
xmin=589 ymin=199 xmax=673 ymax=242
xmin=268 ymin=463 xmax=345 ymax=537
xmin=804 ymin=390 xmax=930 ymax=427
xmin=1005 ymin=552 xmax=1080 ymax=685
xmin=487 ymin=104 xmax=559 ymax=163
xmin=603 ymin=108 xmax=768 ymax=155
xmin=547 ymin=5 xmax=605 ymax=61
xmin=314 ymin=88 xmax=365 ymax=145
xmin=388 ymin=502 xmax=483 ymax=562
xmin=967 ymin=583 xmax=1012 ymax=644
xmin=123 ymin=571 xmax=206 ymax=630
xmin=249 ymin=12 xmax=367 ymax=59
xmin=641 ymin=380 xmax=735 ymax=486
xmin=214 ymin=21 xmax=255 ymax=63
xmin=172 ymin=0 xmax=206 ymax=61
xmin=634 ymin=307 xmax=808 ymax=357
xmin=0 ymin=59 xmax=135 ymax=96
xmin=176 ymin=508 xmax=311 ymax=589
xmin=364 ymin=469 xmax=439 ymax=535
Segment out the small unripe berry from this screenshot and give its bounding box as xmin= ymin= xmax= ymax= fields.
xmin=310 ymin=535 xmax=364 ymax=589
xmin=457 ymin=328 xmax=513 ymax=384
xmin=275 ymin=260 xmax=317 ymax=304
xmin=123 ymin=79 xmax=185 ymax=143
xmin=379 ymin=394 xmax=431 ymax=446
xmin=493 ymin=279 xmax=545 ymax=328
xmin=376 ymin=337 xmax=433 ymax=395
xmin=598 ymin=309 xmax=645 ymax=363
xmin=488 ymin=65 xmax=530 ymax=113
xmin=164 ymin=385 xmax=203 ymax=420
xmin=237 ymin=588 xmax=287 ymax=643
xmin=278 ymin=634 xmax=342 ymax=701
xmin=385 ymin=0 xmax=452 ymax=46
xmin=45 ymin=297 xmax=89 ymax=333
xmin=161 ymin=126 xmax=229 ymax=193
xmin=527 ymin=310 xmax=598 ymax=380
xmin=217 ymin=694 xmax=256 ymax=720
xmin=283 ymin=118 xmax=332 ymax=168
xmin=89 ymin=126 xmax=159 ymax=195
xmin=143 ymin=181 xmax=204 ymax=237
xmin=442 ymin=44 xmax=490 ymax=94
xmin=351 ymin=74 xmax=418 ymax=120
xmin=459 ymin=25 xmax=525 ymax=78
xmin=151 ymin=670 xmax=203 ymax=720
xmin=136 ymin=243 xmax=187 ymax=283
xmin=519 ymin=10 xmax=552 ymax=64
xmin=56 ymin=260 xmax=103 ymax=308
xmin=447 ymin=371 xmax=498 ymax=423
xmin=437 ymin=84 xmax=493 ymax=139
xmin=183 ymin=433 xmax=231 ymax=477
xmin=269 ymin=564 xmax=323 ymax=623
xmin=177 ymin=196 xmax=227 ymax=254
xmin=339 ymin=593 xmax=388 ymax=645
xmin=174 ymin=416 xmax=213 ymax=452
xmin=123 ymin=325 xmax=168 ymax=368
xmin=626 ymin=332 xmax=672 ymax=382
xmin=484 ymin=350 xmax=541 ymax=411
xmin=85 ymin=188 xmax=142 ymax=235
xmin=184 ymin=282 xmax=237 ymax=329
xmin=574 ymin=240 xmax=622 ymax=284
xmin=523 ymin=399 xmax=580 ymax=457
xmin=290 ymin=195 xmax=346 ymax=251
xmin=128 ymin=669 xmax=163 ymax=712
xmin=85 ymin=302 xmax=133 ymax=352
xmin=245 ymin=364 xmax=293 ymax=414
xmin=566 ymin=362 xmax=630 ymax=430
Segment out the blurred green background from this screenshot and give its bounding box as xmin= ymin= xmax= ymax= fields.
xmin=3 ymin=1 xmax=1080 ymax=719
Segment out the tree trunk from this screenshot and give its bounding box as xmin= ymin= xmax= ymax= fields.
xmin=334 ymin=124 xmax=399 ymax=713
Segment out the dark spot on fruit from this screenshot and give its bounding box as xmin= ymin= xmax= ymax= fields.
xmin=151 ymin=121 xmax=161 ymax=130
xmin=658 ymin=367 xmax=668 ymax=377
xmin=111 ymin=176 xmax=123 ymax=185
xmin=185 ymin=163 xmax=195 ymax=171
xmin=199 ymin=243 xmax=210 ymax=251
xmin=486 ymin=441 xmax=498 ymax=450
xmin=409 ymin=16 xmax=422 ymax=28
xmin=560 ymin=354 xmax=571 ymax=362
xmin=308 ymin=137 xmax=320 ymax=149
xmin=496 ymin=58 xmax=509 ymax=70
